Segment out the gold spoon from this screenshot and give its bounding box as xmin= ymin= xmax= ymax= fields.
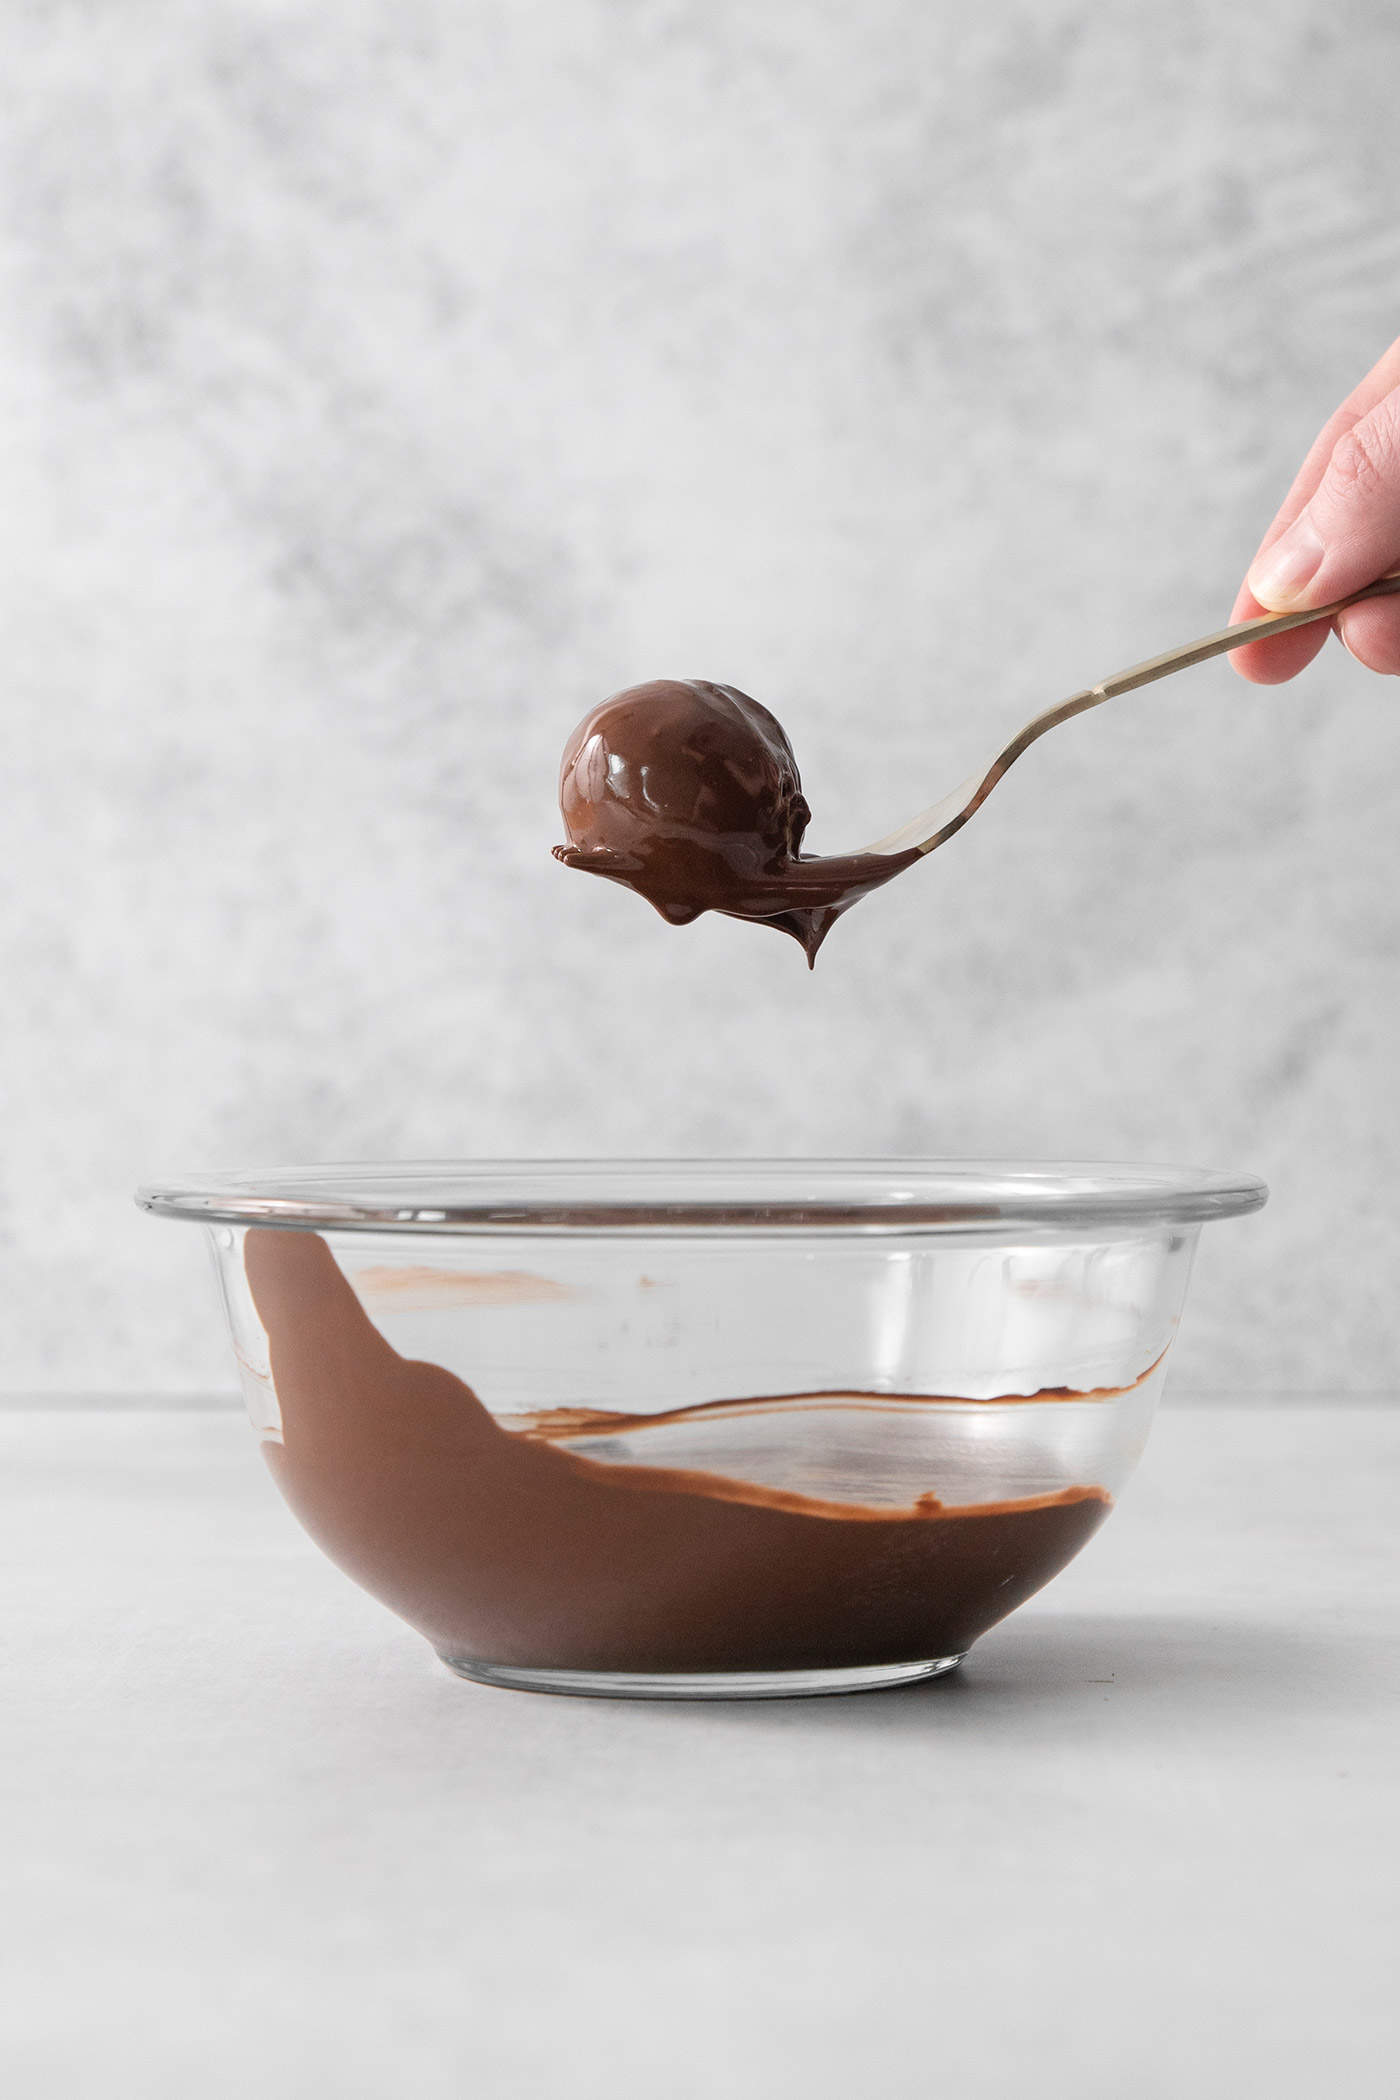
xmin=863 ymin=572 xmax=1400 ymax=860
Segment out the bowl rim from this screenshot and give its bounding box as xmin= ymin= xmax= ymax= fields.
xmin=135 ymin=1158 xmax=1268 ymax=1237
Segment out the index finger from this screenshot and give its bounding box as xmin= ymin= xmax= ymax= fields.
xmin=1231 ymin=332 xmax=1400 ymax=683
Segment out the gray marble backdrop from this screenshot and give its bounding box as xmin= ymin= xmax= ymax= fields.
xmin=6 ymin=0 xmax=1400 ymax=1393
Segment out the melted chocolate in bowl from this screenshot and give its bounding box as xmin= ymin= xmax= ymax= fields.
xmin=553 ymin=679 xmax=916 ymax=963
xmin=245 ymin=1228 xmax=1112 ymax=1679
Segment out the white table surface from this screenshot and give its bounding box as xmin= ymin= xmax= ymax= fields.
xmin=4 ymin=1401 xmax=1397 ymax=2099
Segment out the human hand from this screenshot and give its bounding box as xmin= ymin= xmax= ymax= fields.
xmin=1230 ymin=334 xmax=1400 ymax=683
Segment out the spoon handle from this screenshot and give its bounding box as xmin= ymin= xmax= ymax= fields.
xmin=867 ymin=571 xmax=1400 ymax=859
xmin=1093 ymin=569 xmax=1400 ymax=700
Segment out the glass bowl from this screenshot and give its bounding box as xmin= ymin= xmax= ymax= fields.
xmin=138 ymin=1160 xmax=1265 ymax=1699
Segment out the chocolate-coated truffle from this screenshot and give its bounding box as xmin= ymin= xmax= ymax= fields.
xmin=553 ymin=677 xmax=917 ymax=963
xmin=557 ymin=679 xmax=811 ymax=901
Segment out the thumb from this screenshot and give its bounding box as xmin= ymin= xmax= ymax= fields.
xmin=1247 ymin=386 xmax=1400 ymax=613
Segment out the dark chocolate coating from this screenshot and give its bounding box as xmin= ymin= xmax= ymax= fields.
xmin=558 ymin=679 xmax=812 ymax=890
xmin=553 ymin=678 xmax=916 ymax=964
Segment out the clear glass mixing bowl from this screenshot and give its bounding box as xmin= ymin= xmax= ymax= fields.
xmin=138 ymin=1160 xmax=1265 ymax=1699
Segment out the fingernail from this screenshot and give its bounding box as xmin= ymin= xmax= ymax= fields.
xmin=1247 ymin=512 xmax=1325 ymax=608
